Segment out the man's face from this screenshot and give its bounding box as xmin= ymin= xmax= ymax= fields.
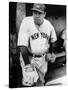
xmin=33 ymin=10 xmax=45 ymax=25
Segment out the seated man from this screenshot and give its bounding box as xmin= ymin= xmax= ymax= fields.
xmin=61 ymin=29 xmax=66 ymax=50
xmin=56 ymin=28 xmax=66 ymax=52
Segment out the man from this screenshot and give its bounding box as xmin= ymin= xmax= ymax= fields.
xmin=61 ymin=29 xmax=66 ymax=50
xmin=17 ymin=3 xmax=57 ymax=86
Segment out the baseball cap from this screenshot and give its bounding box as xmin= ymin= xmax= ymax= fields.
xmin=31 ymin=3 xmax=46 ymax=13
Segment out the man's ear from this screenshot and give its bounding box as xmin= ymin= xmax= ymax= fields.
xmin=44 ymin=12 xmax=46 ymax=17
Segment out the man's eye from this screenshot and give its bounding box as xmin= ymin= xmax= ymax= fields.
xmin=38 ymin=12 xmax=42 ymax=15
xmin=33 ymin=11 xmax=42 ymax=15
xmin=33 ymin=11 xmax=37 ymax=14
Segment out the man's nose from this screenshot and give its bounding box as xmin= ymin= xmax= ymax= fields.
xmin=36 ymin=13 xmax=40 ymax=17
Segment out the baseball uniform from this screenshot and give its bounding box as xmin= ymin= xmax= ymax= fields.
xmin=17 ymin=16 xmax=57 ymax=80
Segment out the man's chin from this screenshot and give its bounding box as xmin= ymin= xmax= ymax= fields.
xmin=34 ymin=20 xmax=43 ymax=25
xmin=34 ymin=21 xmax=41 ymax=25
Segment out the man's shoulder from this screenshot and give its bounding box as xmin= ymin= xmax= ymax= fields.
xmin=23 ymin=16 xmax=33 ymax=22
xmin=44 ymin=18 xmax=54 ymax=28
xmin=44 ymin=18 xmax=52 ymax=25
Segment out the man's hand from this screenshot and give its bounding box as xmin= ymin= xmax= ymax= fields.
xmin=50 ymin=53 xmax=56 ymax=63
xmin=46 ymin=53 xmax=52 ymax=61
xmin=46 ymin=53 xmax=56 ymax=63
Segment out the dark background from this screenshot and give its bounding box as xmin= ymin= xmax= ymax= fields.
xmin=26 ymin=3 xmax=66 ymax=17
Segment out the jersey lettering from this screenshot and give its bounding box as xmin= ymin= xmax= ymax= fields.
xmin=31 ymin=32 xmax=49 ymax=40
xmin=31 ymin=33 xmax=39 ymax=40
xmin=41 ymin=32 xmax=49 ymax=40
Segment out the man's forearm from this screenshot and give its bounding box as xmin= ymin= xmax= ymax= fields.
xmin=49 ymin=41 xmax=57 ymax=53
xmin=19 ymin=46 xmax=30 ymax=65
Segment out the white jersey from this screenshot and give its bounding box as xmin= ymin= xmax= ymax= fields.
xmin=17 ymin=16 xmax=57 ymax=55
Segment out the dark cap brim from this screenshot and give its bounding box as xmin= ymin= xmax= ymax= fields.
xmin=31 ymin=8 xmax=44 ymax=13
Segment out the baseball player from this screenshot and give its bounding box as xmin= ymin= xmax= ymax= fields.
xmin=17 ymin=3 xmax=57 ymax=86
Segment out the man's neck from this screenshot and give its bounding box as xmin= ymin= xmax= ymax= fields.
xmin=35 ymin=20 xmax=44 ymax=30
xmin=36 ymin=20 xmax=44 ymax=26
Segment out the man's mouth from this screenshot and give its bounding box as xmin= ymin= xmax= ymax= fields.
xmin=34 ymin=18 xmax=40 ymax=21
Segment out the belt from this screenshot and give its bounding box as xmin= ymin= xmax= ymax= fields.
xmin=33 ymin=53 xmax=45 ymax=57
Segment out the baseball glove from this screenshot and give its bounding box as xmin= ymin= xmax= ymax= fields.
xmin=22 ymin=64 xmax=39 ymax=86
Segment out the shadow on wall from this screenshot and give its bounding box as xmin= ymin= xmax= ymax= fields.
xmin=47 ymin=16 xmax=66 ymax=37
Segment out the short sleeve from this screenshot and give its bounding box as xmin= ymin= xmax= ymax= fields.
xmin=50 ymin=25 xmax=57 ymax=43
xmin=17 ymin=18 xmax=29 ymax=47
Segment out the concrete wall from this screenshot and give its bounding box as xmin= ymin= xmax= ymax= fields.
xmin=16 ymin=3 xmax=26 ymax=32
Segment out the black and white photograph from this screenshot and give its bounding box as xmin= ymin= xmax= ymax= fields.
xmin=9 ymin=2 xmax=66 ymax=88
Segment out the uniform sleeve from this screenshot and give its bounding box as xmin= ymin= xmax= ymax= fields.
xmin=17 ymin=18 xmax=29 ymax=47
xmin=50 ymin=25 xmax=57 ymax=43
